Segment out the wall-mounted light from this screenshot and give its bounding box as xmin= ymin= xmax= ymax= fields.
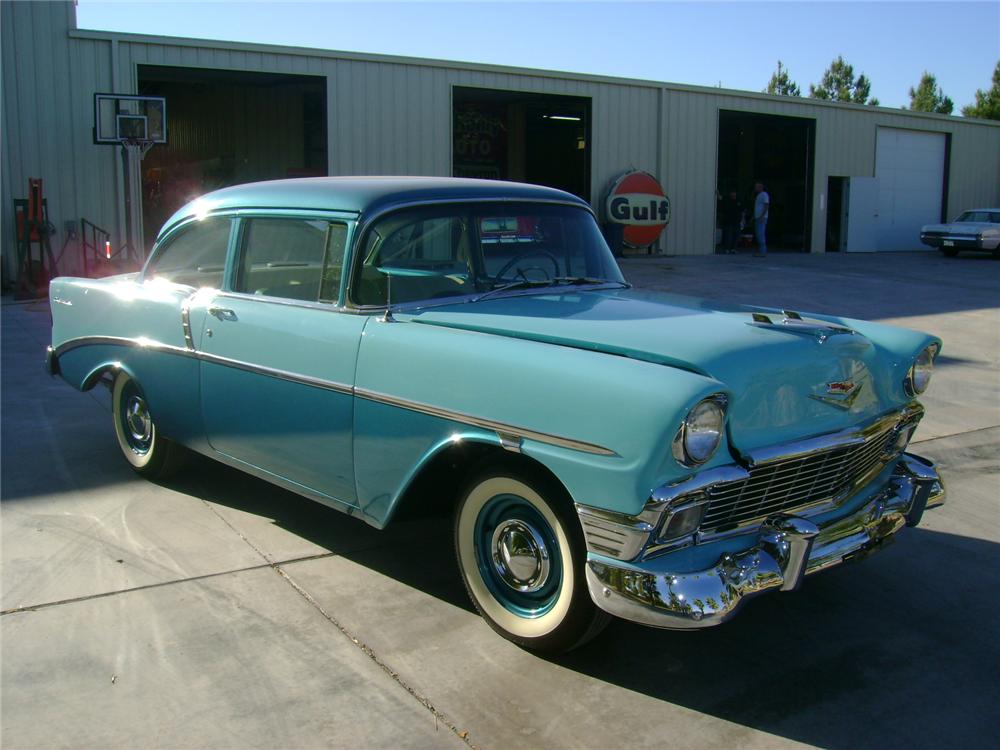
xmin=542 ymin=115 xmax=582 ymax=122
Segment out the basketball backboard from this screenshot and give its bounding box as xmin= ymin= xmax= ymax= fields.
xmin=94 ymin=93 xmax=167 ymax=144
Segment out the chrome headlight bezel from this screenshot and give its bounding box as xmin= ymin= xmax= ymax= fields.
xmin=904 ymin=344 xmax=938 ymax=396
xmin=671 ymin=394 xmax=728 ymax=467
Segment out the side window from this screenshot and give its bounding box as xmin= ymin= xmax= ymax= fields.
xmin=355 ymin=213 xmax=473 ymax=306
xmin=146 ymin=218 xmax=231 ymax=288
xmin=235 ymin=218 xmax=348 ymax=303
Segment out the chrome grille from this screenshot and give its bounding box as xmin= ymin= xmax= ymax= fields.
xmin=701 ymin=423 xmax=899 ymax=533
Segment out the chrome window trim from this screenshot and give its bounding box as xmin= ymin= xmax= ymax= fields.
xmin=52 ymin=335 xmax=615 ymax=457
xmin=211 ymin=290 xmax=350 ymax=314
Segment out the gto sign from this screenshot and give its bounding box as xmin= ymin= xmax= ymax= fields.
xmin=605 ymin=170 xmax=670 ymax=248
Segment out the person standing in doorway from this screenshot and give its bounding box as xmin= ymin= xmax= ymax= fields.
xmin=753 ymin=181 xmax=770 ymax=257
xmin=721 ymin=190 xmax=743 ymax=254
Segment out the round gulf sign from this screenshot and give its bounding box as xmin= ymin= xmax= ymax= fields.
xmin=605 ymin=171 xmax=670 ymax=248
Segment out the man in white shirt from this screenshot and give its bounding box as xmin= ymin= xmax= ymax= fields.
xmin=753 ymin=181 xmax=770 ymax=257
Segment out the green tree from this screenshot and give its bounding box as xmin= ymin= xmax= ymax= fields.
xmin=809 ymin=56 xmax=880 ymax=105
xmin=961 ymin=61 xmax=1000 ymax=120
xmin=908 ymin=72 xmax=953 ymax=114
xmin=764 ymin=60 xmax=801 ymax=97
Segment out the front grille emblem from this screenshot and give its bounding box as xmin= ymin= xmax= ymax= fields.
xmin=810 ymin=380 xmax=863 ymax=410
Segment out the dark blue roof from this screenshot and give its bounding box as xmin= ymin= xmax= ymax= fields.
xmin=159 ymin=176 xmax=591 ymax=236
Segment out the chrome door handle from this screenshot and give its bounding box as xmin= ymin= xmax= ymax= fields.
xmin=208 ymin=306 xmax=238 ymax=321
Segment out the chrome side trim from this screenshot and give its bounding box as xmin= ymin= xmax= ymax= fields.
xmin=52 ymin=335 xmax=615 ymax=456
xmin=54 ymin=335 xmax=195 ymax=360
xmin=180 ymin=295 xmax=196 ymax=350
xmin=198 ymin=349 xmax=353 ymax=395
xmin=497 ymin=432 xmax=523 ymax=453
xmin=354 ymin=386 xmax=617 ymax=457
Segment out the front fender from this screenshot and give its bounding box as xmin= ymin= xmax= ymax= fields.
xmin=352 ymin=318 xmax=728 ymax=523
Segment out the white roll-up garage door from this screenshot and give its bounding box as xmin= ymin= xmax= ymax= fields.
xmin=875 ymin=128 xmax=947 ymax=251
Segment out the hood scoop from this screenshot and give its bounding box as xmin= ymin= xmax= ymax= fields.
xmin=748 ymin=310 xmax=855 ymax=343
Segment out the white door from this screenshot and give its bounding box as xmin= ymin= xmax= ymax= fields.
xmin=845 ymin=177 xmax=880 ymax=252
xmin=875 ymin=128 xmax=946 ymax=251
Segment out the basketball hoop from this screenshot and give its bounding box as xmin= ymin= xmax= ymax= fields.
xmin=93 ymin=93 xmax=168 ymax=264
xmin=121 ymin=138 xmax=156 ymax=159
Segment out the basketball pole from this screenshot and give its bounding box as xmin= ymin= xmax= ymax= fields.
xmin=120 ymin=140 xmax=153 ymax=265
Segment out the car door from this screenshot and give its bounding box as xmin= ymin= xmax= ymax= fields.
xmin=198 ymin=214 xmax=366 ymax=508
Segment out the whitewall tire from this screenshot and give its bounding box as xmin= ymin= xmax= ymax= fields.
xmin=111 ymin=371 xmax=184 ymax=478
xmin=454 ymin=459 xmax=609 ymax=652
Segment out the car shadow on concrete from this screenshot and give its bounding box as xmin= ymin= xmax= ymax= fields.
xmin=166 ymin=454 xmax=997 ymax=750
xmin=552 ymin=526 xmax=999 ymax=750
xmin=162 ymin=453 xmax=474 ymax=612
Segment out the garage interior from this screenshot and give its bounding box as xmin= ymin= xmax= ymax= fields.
xmin=717 ymin=110 xmax=815 ymax=251
xmin=136 ymin=65 xmax=327 ymax=246
xmin=452 ymin=87 xmax=591 ymax=201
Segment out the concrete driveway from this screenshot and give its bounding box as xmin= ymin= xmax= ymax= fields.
xmin=3 ymin=251 xmax=998 ymax=749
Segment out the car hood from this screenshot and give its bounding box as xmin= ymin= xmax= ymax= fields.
xmin=922 ymin=221 xmax=995 ymax=233
xmin=399 ymin=288 xmax=934 ymax=451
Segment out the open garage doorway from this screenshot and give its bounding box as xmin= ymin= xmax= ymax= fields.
xmin=717 ymin=110 xmax=815 ymax=251
xmin=453 ymin=87 xmax=591 ymax=201
xmin=137 ymin=66 xmax=327 ymax=247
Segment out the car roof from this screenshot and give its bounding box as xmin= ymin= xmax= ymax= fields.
xmin=159 ymin=176 xmax=592 ymax=237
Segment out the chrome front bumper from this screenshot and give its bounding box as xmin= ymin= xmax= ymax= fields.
xmin=585 ymin=453 xmax=945 ymax=630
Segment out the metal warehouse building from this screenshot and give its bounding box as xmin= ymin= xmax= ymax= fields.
xmin=3 ymin=1 xmax=999 ymax=284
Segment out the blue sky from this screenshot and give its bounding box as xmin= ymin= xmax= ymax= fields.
xmin=76 ymin=1 xmax=999 ymax=111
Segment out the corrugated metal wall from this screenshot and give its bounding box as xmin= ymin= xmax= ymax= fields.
xmin=3 ymin=1 xmax=999 ymax=282
xmin=1 ymin=1 xmax=119 ymax=282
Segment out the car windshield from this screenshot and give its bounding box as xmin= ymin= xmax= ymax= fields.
xmin=956 ymin=211 xmax=1000 ymax=223
xmin=352 ymin=202 xmax=626 ymax=307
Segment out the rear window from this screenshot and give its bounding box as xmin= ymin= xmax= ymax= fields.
xmin=146 ymin=218 xmax=231 ymax=288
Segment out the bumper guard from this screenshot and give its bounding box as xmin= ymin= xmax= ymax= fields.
xmin=586 ymin=452 xmax=944 ymax=629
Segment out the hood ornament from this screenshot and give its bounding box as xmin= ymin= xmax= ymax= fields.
xmin=747 ymin=310 xmax=854 ymax=343
xmin=810 ymin=380 xmax=863 ymax=410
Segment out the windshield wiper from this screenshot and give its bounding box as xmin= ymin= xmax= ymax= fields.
xmin=474 ymin=278 xmax=552 ymax=302
xmin=549 ymin=276 xmax=631 ymax=288
xmin=474 ymin=276 xmax=630 ymax=302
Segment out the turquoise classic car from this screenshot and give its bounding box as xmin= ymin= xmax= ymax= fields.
xmin=47 ymin=177 xmax=945 ymax=652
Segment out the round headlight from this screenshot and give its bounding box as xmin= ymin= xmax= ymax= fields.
xmin=906 ymin=345 xmax=937 ymax=395
xmin=672 ymin=397 xmax=726 ymax=466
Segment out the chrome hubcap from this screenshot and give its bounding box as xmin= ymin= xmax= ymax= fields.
xmin=125 ymin=396 xmax=152 ymax=447
xmin=491 ymin=519 xmax=551 ymax=592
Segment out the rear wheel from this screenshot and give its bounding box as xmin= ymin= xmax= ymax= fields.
xmin=454 ymin=458 xmax=609 ymax=652
xmin=940 ymin=247 xmax=959 ymax=257
xmin=112 ymin=371 xmax=185 ymax=479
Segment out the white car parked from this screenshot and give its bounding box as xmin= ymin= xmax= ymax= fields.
xmin=920 ymin=209 xmax=1000 ymax=258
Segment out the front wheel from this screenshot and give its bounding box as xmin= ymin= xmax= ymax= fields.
xmin=454 ymin=459 xmax=609 ymax=652
xmin=112 ymin=371 xmax=185 ymax=479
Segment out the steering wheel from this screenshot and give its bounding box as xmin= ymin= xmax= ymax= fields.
xmin=492 ymin=251 xmax=561 ymax=286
